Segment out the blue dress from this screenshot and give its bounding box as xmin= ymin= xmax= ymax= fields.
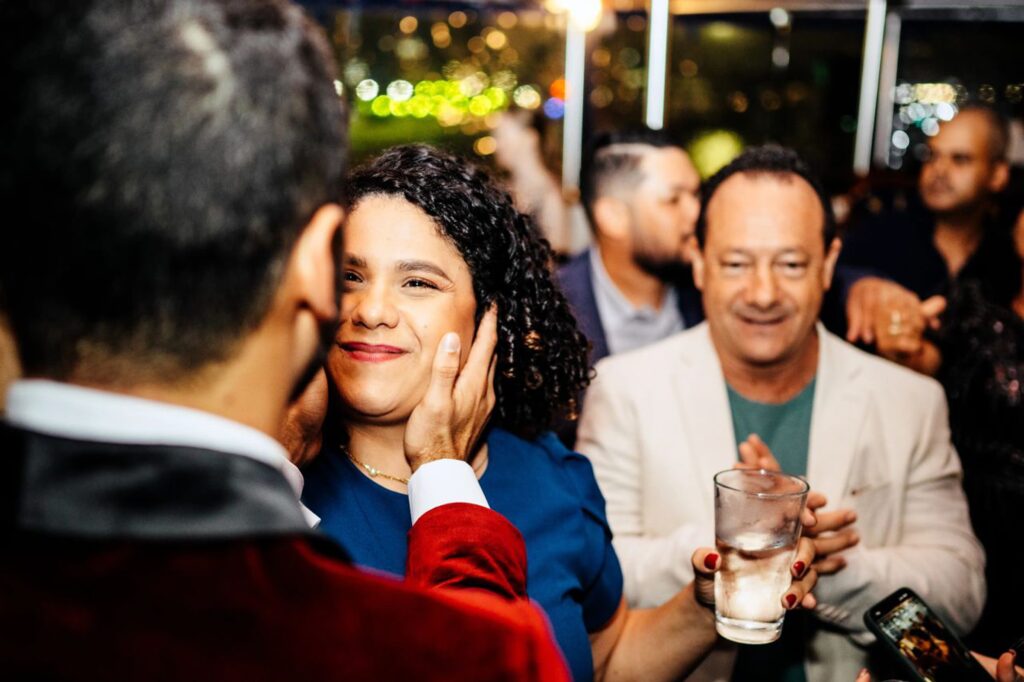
xmin=302 ymin=428 xmax=624 ymax=682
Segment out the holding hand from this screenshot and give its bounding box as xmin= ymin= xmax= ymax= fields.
xmin=403 ymin=305 xmax=499 ymax=473
xmin=735 ymin=434 xmax=858 ymax=575
xmin=854 ymin=650 xmax=1023 ymax=682
xmin=845 ymin=277 xmax=945 ymax=375
xmin=846 ymin=277 xmax=923 ymax=346
xmin=692 ymin=537 xmax=819 ymax=614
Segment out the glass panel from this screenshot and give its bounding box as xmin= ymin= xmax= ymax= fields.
xmin=588 ymin=12 xmax=649 ymax=131
xmin=662 ymin=11 xmax=866 ymax=193
xmin=882 ymin=13 xmax=1024 ymax=172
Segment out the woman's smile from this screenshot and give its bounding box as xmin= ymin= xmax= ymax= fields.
xmin=338 ymin=341 xmax=408 ymax=363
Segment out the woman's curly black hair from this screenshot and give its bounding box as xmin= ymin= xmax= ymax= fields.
xmin=343 ymin=144 xmax=591 ymax=439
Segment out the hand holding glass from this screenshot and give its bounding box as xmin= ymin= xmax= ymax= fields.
xmin=713 ymin=468 xmax=809 ymax=644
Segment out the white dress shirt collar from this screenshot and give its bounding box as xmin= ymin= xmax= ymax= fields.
xmin=4 ymin=379 xmax=319 ymax=526
xmin=589 ymin=246 xmax=684 ymax=355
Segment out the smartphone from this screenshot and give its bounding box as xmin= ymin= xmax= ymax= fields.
xmin=864 ymin=587 xmax=991 ymax=682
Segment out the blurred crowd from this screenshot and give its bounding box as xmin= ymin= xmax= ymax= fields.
xmin=1 ymin=1 xmax=1022 ymax=682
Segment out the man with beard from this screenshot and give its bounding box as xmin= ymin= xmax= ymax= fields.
xmin=558 ymin=131 xmax=704 ymax=368
xmin=0 ymin=1 xmax=571 ymax=679
xmin=578 ymin=146 xmax=985 ymax=682
xmin=557 ymin=131 xmax=866 ymax=445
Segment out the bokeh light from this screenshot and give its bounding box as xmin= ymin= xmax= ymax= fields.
xmin=687 ymin=129 xmax=745 ymax=179
xmin=549 ymin=78 xmax=567 ymax=100
xmin=386 ymin=80 xmax=414 ymax=102
xmin=355 ymin=79 xmax=380 ymax=101
xmin=474 ymin=136 xmax=498 ymax=156
xmin=543 ymin=97 xmax=565 ymax=119
xmin=399 ymin=16 xmax=418 ymax=34
xmin=448 ymin=11 xmax=467 ymax=29
xmin=513 ymin=85 xmax=542 ymax=109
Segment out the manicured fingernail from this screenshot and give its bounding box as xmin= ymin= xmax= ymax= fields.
xmin=793 ymin=561 xmax=806 ymax=577
xmin=704 ymin=553 xmax=719 ymax=570
xmin=442 ymin=333 xmax=460 ymax=353
xmin=785 ymin=594 xmax=797 ymax=608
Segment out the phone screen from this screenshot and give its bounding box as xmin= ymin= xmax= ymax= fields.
xmin=873 ymin=591 xmax=986 ymax=682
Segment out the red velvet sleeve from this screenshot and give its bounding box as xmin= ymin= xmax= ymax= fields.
xmin=406 ymin=503 xmax=570 ymax=681
xmin=406 ymin=502 xmax=527 ymax=600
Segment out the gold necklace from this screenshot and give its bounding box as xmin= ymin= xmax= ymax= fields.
xmin=343 ymin=445 xmax=410 ymax=485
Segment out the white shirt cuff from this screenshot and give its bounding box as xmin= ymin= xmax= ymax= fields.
xmin=407 ymin=459 xmax=489 ymax=524
xmin=300 ymin=502 xmax=321 ymax=529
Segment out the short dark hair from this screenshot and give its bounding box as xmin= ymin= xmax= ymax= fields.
xmin=0 ymin=0 xmax=346 ymax=382
xmin=695 ymin=145 xmax=836 ymax=248
xmin=579 ymin=129 xmax=680 ymax=228
xmin=344 ymin=145 xmax=590 ymax=438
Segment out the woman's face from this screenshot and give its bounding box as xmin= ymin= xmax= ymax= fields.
xmin=328 ymin=195 xmax=478 ymax=424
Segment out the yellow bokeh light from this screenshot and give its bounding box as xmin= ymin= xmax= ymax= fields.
xmin=474 ymin=136 xmax=498 ymax=156
xmin=913 ymin=83 xmax=957 ymax=104
xmin=448 ymin=11 xmax=467 ymax=29
xmin=687 ymin=129 xmax=745 ymax=179
xmin=497 ymin=12 xmax=518 ymax=29
xmin=408 ymin=95 xmax=431 ymax=118
xmin=437 ymin=103 xmax=464 ymax=127
xmin=370 ymin=96 xmax=392 ymax=117
xmin=484 ymin=87 xmax=508 ymax=109
xmin=389 ymin=99 xmax=410 ymax=117
xmin=468 ymin=95 xmax=493 ymax=116
xmin=485 ymin=30 xmax=508 ymax=50
xmin=399 ymin=16 xmax=418 ymax=34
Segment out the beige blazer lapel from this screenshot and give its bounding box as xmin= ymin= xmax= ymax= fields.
xmin=672 ymin=324 xmax=738 ymax=511
xmin=805 ymin=326 xmax=869 ymax=507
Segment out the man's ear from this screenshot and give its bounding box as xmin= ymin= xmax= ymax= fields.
xmin=822 ymin=237 xmax=842 ymax=290
xmin=989 ymin=160 xmax=1010 ymax=194
xmin=287 ymin=203 xmax=344 ymax=322
xmin=593 ymin=195 xmax=631 ymax=240
xmin=690 ymin=239 xmax=706 ymax=291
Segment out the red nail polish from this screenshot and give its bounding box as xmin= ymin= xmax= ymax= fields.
xmin=704 ymin=553 xmax=719 ymax=570
xmin=785 ymin=594 xmax=797 ymax=608
xmin=793 ymin=561 xmax=806 ymax=577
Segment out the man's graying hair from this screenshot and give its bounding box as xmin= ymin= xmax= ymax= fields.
xmin=0 ymin=0 xmax=346 ymax=382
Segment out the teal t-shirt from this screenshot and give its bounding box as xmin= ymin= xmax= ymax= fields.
xmin=727 ymin=377 xmax=816 ymax=682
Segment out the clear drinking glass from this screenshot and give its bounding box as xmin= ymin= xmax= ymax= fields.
xmin=713 ymin=468 xmax=809 ymax=644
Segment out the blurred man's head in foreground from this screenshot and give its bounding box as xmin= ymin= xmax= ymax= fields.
xmin=0 ymin=0 xmax=346 ymax=395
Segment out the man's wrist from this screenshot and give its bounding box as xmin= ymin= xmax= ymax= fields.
xmin=407 ymin=452 xmax=450 ymax=474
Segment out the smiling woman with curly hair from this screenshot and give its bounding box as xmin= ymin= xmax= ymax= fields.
xmin=300 ymin=144 xmax=816 ymax=682
xmin=333 ymin=144 xmax=592 ymax=438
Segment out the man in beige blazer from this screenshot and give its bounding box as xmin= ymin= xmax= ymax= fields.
xmin=578 ymin=146 xmax=985 ymax=682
